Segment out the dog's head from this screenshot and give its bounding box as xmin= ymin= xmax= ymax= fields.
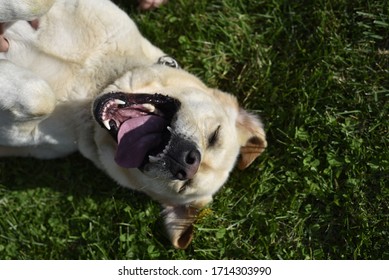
xmin=92 ymin=64 xmax=266 ymax=249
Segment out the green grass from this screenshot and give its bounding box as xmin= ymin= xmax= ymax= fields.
xmin=1 ymin=0 xmax=388 ymax=259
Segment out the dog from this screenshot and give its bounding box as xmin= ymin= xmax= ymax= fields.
xmin=0 ymin=0 xmax=267 ymax=249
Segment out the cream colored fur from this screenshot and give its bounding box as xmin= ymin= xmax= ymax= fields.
xmin=0 ymin=0 xmax=266 ymax=249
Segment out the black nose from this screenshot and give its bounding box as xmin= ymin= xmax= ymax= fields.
xmin=175 ymin=149 xmax=201 ymax=180
xmin=165 ymin=138 xmax=201 ymax=180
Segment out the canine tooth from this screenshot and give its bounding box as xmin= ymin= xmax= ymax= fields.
xmin=103 ymin=119 xmax=111 ymax=130
xmin=114 ymin=99 xmax=126 ymax=105
xmin=148 ymin=155 xmax=160 ymax=163
xmin=167 ymin=126 xmax=173 ymax=133
xmin=143 ymin=103 xmax=156 ymax=112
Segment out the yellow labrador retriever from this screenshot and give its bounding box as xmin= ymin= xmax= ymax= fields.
xmin=0 ymin=0 xmax=267 ymax=249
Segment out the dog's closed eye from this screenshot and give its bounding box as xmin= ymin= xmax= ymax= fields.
xmin=208 ymin=125 xmax=221 ymax=147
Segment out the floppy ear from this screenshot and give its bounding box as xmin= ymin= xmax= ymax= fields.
xmin=162 ymin=198 xmax=211 ymax=249
xmin=236 ymin=108 xmax=267 ymax=170
xmin=162 ymin=205 xmax=198 ymax=249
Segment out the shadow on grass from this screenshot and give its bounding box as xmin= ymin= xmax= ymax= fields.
xmin=0 ymin=153 xmax=145 ymax=203
xmin=0 ymin=154 xmax=174 ymax=259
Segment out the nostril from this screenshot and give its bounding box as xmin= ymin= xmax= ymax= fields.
xmin=169 ymin=147 xmax=201 ymax=180
xmin=185 ymin=153 xmax=195 ymax=165
xmin=176 ymin=170 xmax=187 ymax=180
xmin=185 ymin=150 xmax=200 ymax=165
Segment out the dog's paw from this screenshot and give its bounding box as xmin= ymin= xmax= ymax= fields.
xmin=138 ymin=0 xmax=168 ymax=11
xmin=0 ymin=0 xmax=55 ymax=21
xmin=0 ymin=24 xmax=9 ymax=52
xmin=0 ymin=36 xmax=8 ymax=52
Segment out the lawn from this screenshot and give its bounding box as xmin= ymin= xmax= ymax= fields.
xmin=0 ymin=0 xmax=388 ymax=259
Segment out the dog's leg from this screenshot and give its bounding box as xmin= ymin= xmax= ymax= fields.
xmin=0 ymin=0 xmax=55 ymax=22
xmin=0 ymin=0 xmax=55 ymax=52
xmin=0 ymin=60 xmax=56 ymax=148
xmin=0 ymin=0 xmax=57 ymax=157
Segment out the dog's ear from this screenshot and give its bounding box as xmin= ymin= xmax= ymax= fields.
xmin=236 ymin=108 xmax=267 ymax=170
xmin=162 ymin=198 xmax=211 ymax=249
xmin=162 ymin=205 xmax=198 ymax=249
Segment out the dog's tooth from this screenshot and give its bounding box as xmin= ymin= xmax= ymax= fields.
xmin=114 ymin=99 xmax=126 ymax=105
xmin=103 ymin=119 xmax=111 ymax=130
xmin=167 ymin=126 xmax=173 ymax=133
xmin=143 ymin=103 xmax=155 ymax=112
xmin=148 ymin=155 xmax=160 ymax=163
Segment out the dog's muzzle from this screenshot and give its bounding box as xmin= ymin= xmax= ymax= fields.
xmin=93 ymin=92 xmax=182 ymax=169
xmin=93 ymin=92 xmax=201 ymax=180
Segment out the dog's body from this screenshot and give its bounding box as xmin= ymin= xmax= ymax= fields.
xmin=0 ymin=0 xmax=266 ymax=248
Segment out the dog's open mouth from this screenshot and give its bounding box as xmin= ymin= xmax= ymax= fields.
xmin=93 ymin=92 xmax=181 ymax=169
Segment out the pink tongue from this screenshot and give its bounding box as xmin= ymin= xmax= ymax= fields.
xmin=115 ymin=115 xmax=168 ymax=168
